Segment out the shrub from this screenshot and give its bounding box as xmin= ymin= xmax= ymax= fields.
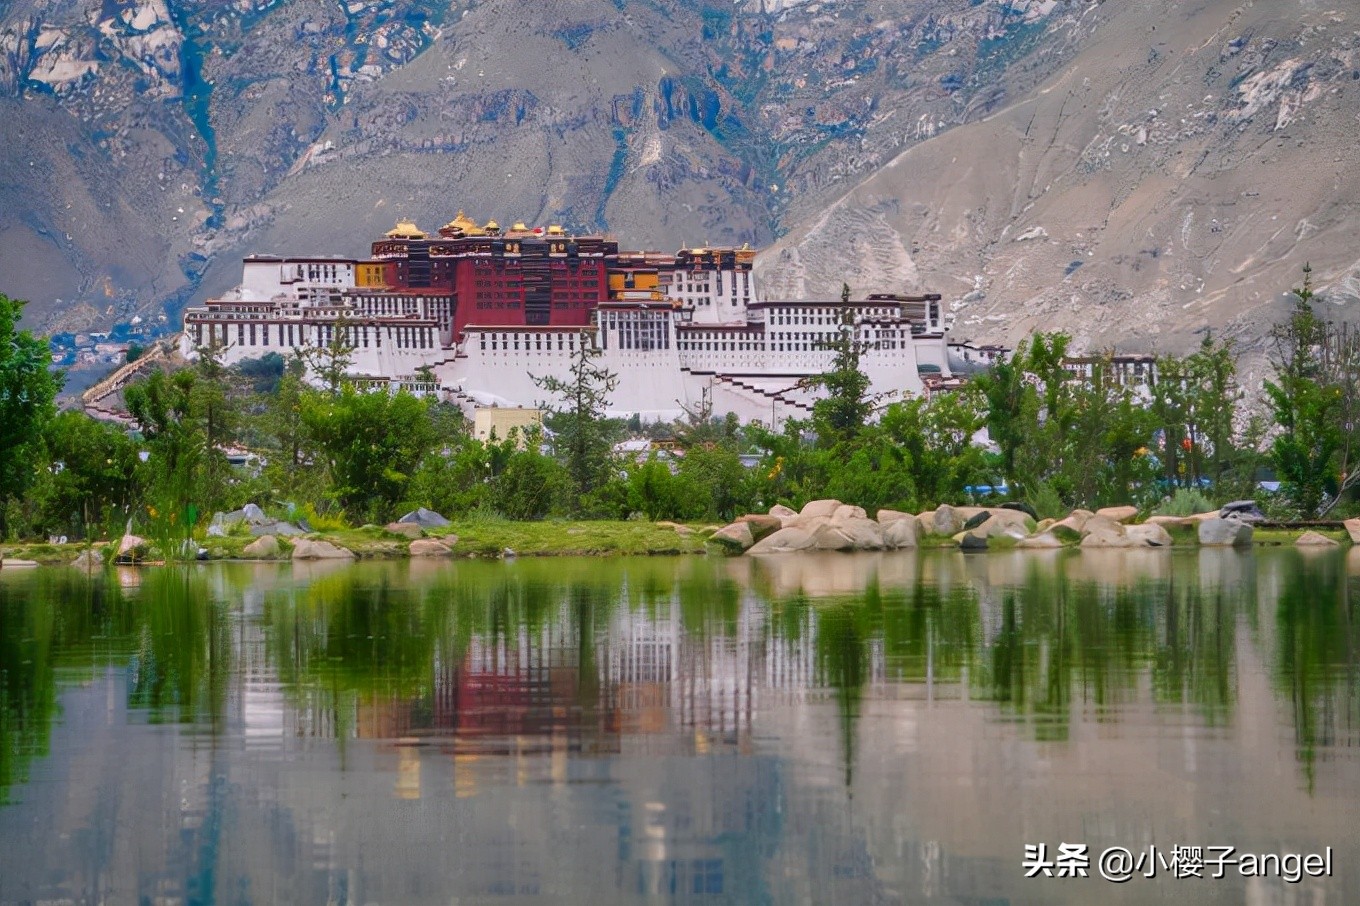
xmin=1024 ymin=482 xmax=1067 ymax=520
xmin=1155 ymin=487 xmax=1215 ymax=517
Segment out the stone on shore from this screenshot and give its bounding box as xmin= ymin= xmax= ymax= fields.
xmin=1126 ymin=524 xmax=1173 ymax=547
xmin=385 ymin=521 xmax=424 ymax=539
xmin=1095 ymin=505 xmax=1139 ymax=523
xmin=399 ymin=507 xmax=451 ymax=528
xmin=1036 ymin=518 xmax=1056 ymax=533
xmin=707 ymin=522 xmax=755 ymax=553
xmin=1145 ymin=515 xmax=1195 ymax=528
xmin=410 ymin=539 xmax=454 ymax=556
xmin=116 ymin=534 xmax=151 ymax=563
xmin=748 ymin=527 xmax=816 ymax=554
xmin=959 ymin=533 xmax=989 ymax=551
xmin=962 ymin=511 xmax=990 ymax=531
xmin=875 ymin=509 xmax=911 ymax=525
xmin=736 ymin=514 xmax=782 ymax=541
xmin=915 ymin=511 xmax=936 ymax=535
xmin=242 ymin=535 xmax=281 ymax=559
xmin=1344 ymin=517 xmax=1360 ymax=544
xmin=1050 ymin=509 xmax=1093 ymax=536
xmin=769 ymin=504 xmax=798 ymax=520
xmin=1078 ymin=516 xmax=1136 ymax=547
xmin=1080 ymin=525 xmax=1140 ymax=548
xmin=830 ymin=516 xmax=885 ymax=550
xmin=832 ymin=504 xmax=867 ymax=521
xmin=883 ymin=517 xmax=921 ymax=548
xmin=1198 ymin=518 xmax=1253 ymax=546
xmin=1219 ymin=500 xmax=1266 ymax=522
xmin=800 ymin=499 xmax=843 ymax=519
xmin=71 ymin=548 xmax=104 ymax=571
xmin=1000 ymin=501 xmax=1039 ymax=520
xmin=932 ymin=504 xmax=964 ymax=536
xmin=291 ymin=538 xmax=355 ymax=560
xmin=1295 ymin=531 xmax=1340 ymax=547
xmin=811 ymin=524 xmax=857 ymax=551
xmin=972 ymin=510 xmax=1034 ymax=538
xmin=1080 ymin=515 xmax=1123 ymax=537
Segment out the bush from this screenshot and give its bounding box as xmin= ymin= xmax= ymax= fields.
xmin=1024 ymin=482 xmax=1067 ymax=520
xmin=1155 ymin=487 xmax=1215 ymax=517
xmin=491 ymin=450 xmax=572 ymax=520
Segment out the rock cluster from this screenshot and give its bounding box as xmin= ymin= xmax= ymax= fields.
xmin=706 ymin=499 xmax=923 ymax=554
xmin=702 ymin=498 xmax=1284 ymax=556
xmin=207 ymin=504 xmax=305 ymax=537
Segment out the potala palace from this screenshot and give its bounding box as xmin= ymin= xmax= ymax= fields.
xmin=179 ymin=212 xmax=960 ymax=424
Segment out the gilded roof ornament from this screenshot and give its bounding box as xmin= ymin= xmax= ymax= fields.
xmin=385 ymin=219 xmax=427 ymax=239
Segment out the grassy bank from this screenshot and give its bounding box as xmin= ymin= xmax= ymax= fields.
xmin=1 ymin=517 xmax=713 ymax=566
xmin=2 ymin=521 xmax=1353 ymax=567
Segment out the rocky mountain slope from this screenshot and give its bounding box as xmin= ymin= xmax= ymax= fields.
xmin=2 ymin=0 xmax=1357 ymax=374
xmin=755 ymin=0 xmax=1360 ymax=388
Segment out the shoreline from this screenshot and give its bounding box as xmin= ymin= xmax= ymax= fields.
xmin=0 ymin=521 xmax=1353 ymax=569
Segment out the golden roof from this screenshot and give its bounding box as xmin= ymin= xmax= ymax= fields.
xmin=440 ymin=210 xmax=484 ymax=235
xmin=511 ymin=222 xmax=529 ymax=232
xmin=385 ymin=219 xmax=427 ymax=239
xmin=484 ymin=219 xmax=500 ymax=231
xmin=546 ymin=224 xmax=565 ymax=235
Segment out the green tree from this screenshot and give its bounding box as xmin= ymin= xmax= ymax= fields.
xmin=125 ymin=369 xmax=224 ymax=539
xmin=301 ymin=318 xmax=357 ymax=394
xmin=677 ymin=445 xmax=754 ymax=521
xmin=261 ymin=355 xmax=313 ymax=497
xmin=879 ymin=387 xmax=988 ymax=508
xmin=32 ymin=411 xmax=143 ymax=539
xmin=490 ymin=431 xmax=572 ymax=520
xmin=303 ymin=386 xmax=438 ymax=522
xmin=804 ymin=301 xmax=873 ymax=449
xmin=973 ymin=350 xmax=1032 ymax=489
xmin=235 ymin=352 xmax=287 ymax=394
xmin=0 ymin=294 xmax=62 ymax=536
xmin=1265 ymin=266 xmax=1341 ymax=515
xmin=533 ymin=331 xmax=620 ymax=504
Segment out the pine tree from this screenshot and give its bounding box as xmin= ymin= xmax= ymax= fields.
xmin=532 ymin=330 xmax=620 ymax=502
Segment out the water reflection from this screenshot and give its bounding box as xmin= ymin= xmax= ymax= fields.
xmin=0 ymin=550 xmax=1356 ymax=903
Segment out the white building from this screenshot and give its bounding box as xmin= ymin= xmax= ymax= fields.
xmin=180 ymin=244 xmax=955 ymax=428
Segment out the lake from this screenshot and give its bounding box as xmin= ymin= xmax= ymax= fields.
xmin=1 ymin=548 xmax=1357 ymax=904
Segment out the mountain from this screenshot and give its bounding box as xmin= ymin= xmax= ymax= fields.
xmin=3 ymin=0 xmax=1357 ymax=374
xmin=754 ymin=0 xmax=1360 ymax=388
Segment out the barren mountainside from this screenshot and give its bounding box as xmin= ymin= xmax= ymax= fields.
xmin=2 ymin=0 xmax=1357 ymax=374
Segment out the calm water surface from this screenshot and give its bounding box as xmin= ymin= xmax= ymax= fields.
xmin=1 ymin=549 xmax=1358 ymax=904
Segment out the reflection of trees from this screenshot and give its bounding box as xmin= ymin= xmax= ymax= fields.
xmin=958 ymin=560 xmax=1243 ymax=741
xmin=127 ymin=570 xmax=232 ymax=726
xmin=0 ymin=569 xmax=223 ymax=802
xmin=1 ymin=576 xmax=60 ymax=802
xmin=1152 ymin=571 xmax=1236 ymax=725
xmin=3 ymin=550 xmax=1354 ymax=806
xmin=1274 ymin=552 xmax=1360 ymax=790
xmin=815 ymin=605 xmax=867 ymax=788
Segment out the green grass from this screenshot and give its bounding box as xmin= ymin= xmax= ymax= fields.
xmin=446 ymin=517 xmax=708 ymax=557
xmin=4 ymin=519 xmax=1350 ymax=567
xmin=1251 ymin=528 xmax=1349 ymax=546
xmin=0 ymin=542 xmax=86 ymax=566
